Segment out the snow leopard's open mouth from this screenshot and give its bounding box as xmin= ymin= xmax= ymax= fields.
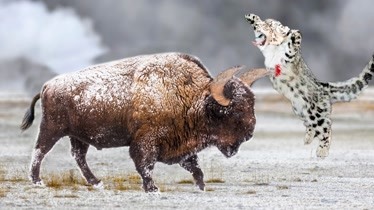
xmin=252 ymin=33 xmax=266 ymax=46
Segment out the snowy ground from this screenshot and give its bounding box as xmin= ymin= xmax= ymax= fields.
xmin=0 ymin=89 xmax=373 ymax=209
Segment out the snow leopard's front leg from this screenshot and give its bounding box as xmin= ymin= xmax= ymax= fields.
xmin=284 ymin=30 xmax=302 ymax=64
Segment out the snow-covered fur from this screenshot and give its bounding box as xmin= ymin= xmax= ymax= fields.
xmin=21 ymin=52 xmax=269 ymax=192
xmin=245 ymin=14 xmax=374 ymax=158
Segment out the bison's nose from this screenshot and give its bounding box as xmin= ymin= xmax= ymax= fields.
xmin=244 ymin=134 xmax=253 ymax=141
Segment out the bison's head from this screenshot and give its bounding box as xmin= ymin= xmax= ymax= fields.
xmin=207 ymin=66 xmax=270 ymax=158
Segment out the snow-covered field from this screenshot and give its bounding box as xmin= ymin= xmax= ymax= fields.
xmin=0 ymin=89 xmax=373 ymax=209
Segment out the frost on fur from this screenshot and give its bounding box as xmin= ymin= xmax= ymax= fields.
xmin=21 ymin=52 xmax=268 ymax=192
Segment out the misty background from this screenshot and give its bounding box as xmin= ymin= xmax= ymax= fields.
xmin=0 ymin=0 xmax=373 ymax=95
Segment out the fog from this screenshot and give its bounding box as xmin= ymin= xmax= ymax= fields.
xmin=1 ymin=0 xmax=373 ymax=94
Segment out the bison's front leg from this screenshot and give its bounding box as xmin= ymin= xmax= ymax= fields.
xmin=70 ymin=137 xmax=101 ymax=187
xmin=180 ymin=155 xmax=205 ymax=191
xmin=129 ymin=141 xmax=158 ymax=193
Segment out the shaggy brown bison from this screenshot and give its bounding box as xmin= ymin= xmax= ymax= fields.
xmin=21 ymin=52 xmax=269 ymax=192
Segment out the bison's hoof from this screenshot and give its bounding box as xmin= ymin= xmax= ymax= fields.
xmin=145 ymin=186 xmax=159 ymax=193
xmin=93 ymin=181 xmax=104 ymax=189
xmin=197 ymin=182 xmax=205 ymax=191
xmin=146 ymin=190 xmax=161 ymax=196
xmin=33 ymin=180 xmax=45 ymax=187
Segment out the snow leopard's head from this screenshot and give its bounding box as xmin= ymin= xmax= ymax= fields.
xmin=245 ymin=13 xmax=301 ymax=52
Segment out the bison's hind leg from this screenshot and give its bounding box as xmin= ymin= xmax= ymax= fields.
xmin=29 ymin=123 xmax=64 ymax=185
xmin=70 ymin=137 xmax=102 ymax=187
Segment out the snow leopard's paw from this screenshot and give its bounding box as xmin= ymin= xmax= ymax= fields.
xmin=316 ymin=146 xmax=329 ymax=159
xmin=304 ymin=128 xmax=314 ymax=145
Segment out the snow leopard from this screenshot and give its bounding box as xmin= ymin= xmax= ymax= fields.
xmin=245 ymin=13 xmax=374 ymax=158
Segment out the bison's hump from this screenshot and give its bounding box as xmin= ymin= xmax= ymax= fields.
xmin=41 ymin=52 xmax=212 ymax=115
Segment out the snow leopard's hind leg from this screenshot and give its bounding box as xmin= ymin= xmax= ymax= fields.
xmin=303 ymin=95 xmax=332 ymax=158
xmin=304 ymin=118 xmax=332 ymax=158
xmin=312 ymin=117 xmax=332 ymax=158
xmin=317 ymin=123 xmax=332 ymax=158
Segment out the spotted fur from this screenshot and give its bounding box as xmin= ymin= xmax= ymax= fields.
xmin=245 ymin=13 xmax=374 ymax=158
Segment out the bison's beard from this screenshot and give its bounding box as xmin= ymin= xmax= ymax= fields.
xmin=217 ymin=134 xmax=253 ymax=158
xmin=217 ymin=142 xmax=241 ymax=158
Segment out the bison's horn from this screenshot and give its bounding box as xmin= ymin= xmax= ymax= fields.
xmin=239 ymin=68 xmax=270 ymax=86
xmin=210 ymin=65 xmax=243 ymax=106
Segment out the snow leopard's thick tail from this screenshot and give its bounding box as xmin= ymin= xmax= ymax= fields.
xmin=323 ymin=53 xmax=374 ymax=103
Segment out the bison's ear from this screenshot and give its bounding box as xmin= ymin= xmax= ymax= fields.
xmin=210 ymin=66 xmax=242 ymax=106
xmin=239 ymin=68 xmax=270 ymax=87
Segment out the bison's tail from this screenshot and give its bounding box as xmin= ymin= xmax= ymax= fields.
xmin=20 ymin=93 xmax=41 ymax=131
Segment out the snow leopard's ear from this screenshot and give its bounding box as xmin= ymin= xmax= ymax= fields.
xmin=239 ymin=68 xmax=270 ymax=87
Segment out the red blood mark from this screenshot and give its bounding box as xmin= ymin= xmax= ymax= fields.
xmin=275 ymin=64 xmax=281 ymax=77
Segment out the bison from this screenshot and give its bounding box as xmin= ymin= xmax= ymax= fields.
xmin=21 ymin=52 xmax=269 ymax=192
